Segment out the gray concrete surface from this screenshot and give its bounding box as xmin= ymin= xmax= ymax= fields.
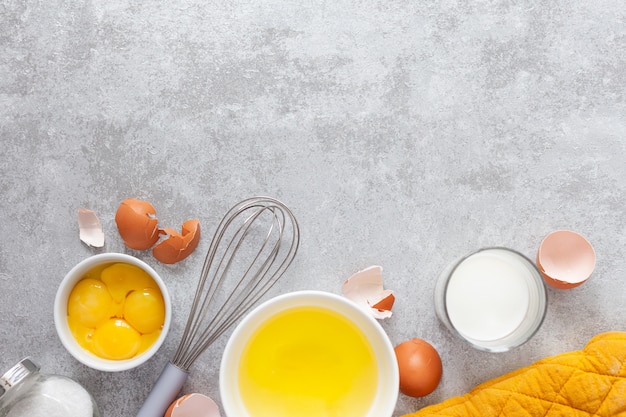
xmin=1 ymin=0 xmax=625 ymax=416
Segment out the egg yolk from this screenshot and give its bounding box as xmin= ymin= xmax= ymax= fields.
xmin=124 ymin=288 xmax=166 ymax=334
xmin=93 ymin=319 xmax=141 ymax=360
xmin=67 ymin=278 xmax=113 ymax=328
xmin=67 ymin=262 xmax=165 ymax=360
xmin=100 ymin=263 xmax=159 ymax=303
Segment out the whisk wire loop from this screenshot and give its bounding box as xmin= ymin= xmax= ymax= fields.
xmin=179 ymin=209 xmax=279 ymax=367
xmin=136 ymin=197 xmax=299 ymax=417
xmin=171 ymin=197 xmax=299 ymax=371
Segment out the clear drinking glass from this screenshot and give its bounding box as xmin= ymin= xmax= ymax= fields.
xmin=434 ymin=247 xmax=547 ymax=352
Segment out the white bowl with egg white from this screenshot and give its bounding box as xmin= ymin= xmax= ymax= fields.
xmin=220 ymin=290 xmax=399 ymax=417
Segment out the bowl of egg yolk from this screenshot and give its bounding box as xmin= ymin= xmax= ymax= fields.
xmin=54 ymin=253 xmax=171 ymax=372
xmin=220 ymin=290 xmax=399 ymax=417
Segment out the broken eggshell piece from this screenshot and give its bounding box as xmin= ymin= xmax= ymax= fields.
xmin=115 ymin=198 xmax=160 ymax=250
xmin=114 ymin=197 xmax=201 ymax=264
xmin=152 ymin=219 xmax=201 ymax=264
xmin=165 ymin=393 xmax=221 ymax=417
xmin=342 ymin=265 xmax=395 ymax=319
xmin=537 ymin=230 xmax=596 ymax=289
xmin=77 ymin=208 xmax=105 ymax=248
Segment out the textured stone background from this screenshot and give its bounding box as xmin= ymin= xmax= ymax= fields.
xmin=1 ymin=0 xmax=625 ymax=416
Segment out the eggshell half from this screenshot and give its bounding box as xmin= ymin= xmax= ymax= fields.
xmin=342 ymin=265 xmax=395 ymax=319
xmin=152 ymin=219 xmax=201 ymax=264
xmin=115 ymin=198 xmax=160 ymax=250
xmin=165 ymin=393 xmax=221 ymax=417
xmin=537 ymin=230 xmax=596 ymax=289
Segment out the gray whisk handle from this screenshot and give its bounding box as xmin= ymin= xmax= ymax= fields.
xmin=136 ymin=362 xmax=189 ymax=417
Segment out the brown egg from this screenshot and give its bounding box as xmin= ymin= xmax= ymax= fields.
xmin=115 ymin=198 xmax=160 ymax=250
xmin=152 ymin=219 xmax=201 ymax=264
xmin=395 ymin=338 xmax=442 ymax=397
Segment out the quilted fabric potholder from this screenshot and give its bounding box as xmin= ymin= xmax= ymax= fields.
xmin=401 ymin=332 xmax=626 ymax=417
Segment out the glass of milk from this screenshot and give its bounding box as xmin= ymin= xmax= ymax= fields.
xmin=434 ymin=247 xmax=547 ymax=352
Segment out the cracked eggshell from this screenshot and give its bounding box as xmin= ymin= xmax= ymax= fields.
xmin=152 ymin=219 xmax=201 ymax=264
xmin=165 ymin=393 xmax=221 ymax=417
xmin=77 ymin=208 xmax=105 ymax=248
xmin=115 ymin=198 xmax=160 ymax=250
xmin=537 ymin=230 xmax=596 ymax=289
xmin=342 ymin=265 xmax=395 ymax=319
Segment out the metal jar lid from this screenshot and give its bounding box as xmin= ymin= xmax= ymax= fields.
xmin=0 ymin=358 xmax=40 ymax=399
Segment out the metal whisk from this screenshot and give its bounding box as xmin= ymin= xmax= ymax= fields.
xmin=136 ymin=196 xmax=300 ymax=417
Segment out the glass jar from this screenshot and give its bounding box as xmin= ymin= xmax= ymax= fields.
xmin=0 ymin=358 xmax=99 ymax=417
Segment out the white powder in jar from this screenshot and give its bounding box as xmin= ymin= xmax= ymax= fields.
xmin=5 ymin=375 xmax=94 ymax=417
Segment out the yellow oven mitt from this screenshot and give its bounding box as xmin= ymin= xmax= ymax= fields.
xmin=402 ymin=332 xmax=626 ymax=417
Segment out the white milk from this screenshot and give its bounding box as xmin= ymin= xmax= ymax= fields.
xmin=445 ymin=249 xmax=531 ymax=342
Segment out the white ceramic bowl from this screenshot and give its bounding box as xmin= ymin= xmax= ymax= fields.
xmin=220 ymin=290 xmax=399 ymax=417
xmin=54 ymin=253 xmax=171 ymax=372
